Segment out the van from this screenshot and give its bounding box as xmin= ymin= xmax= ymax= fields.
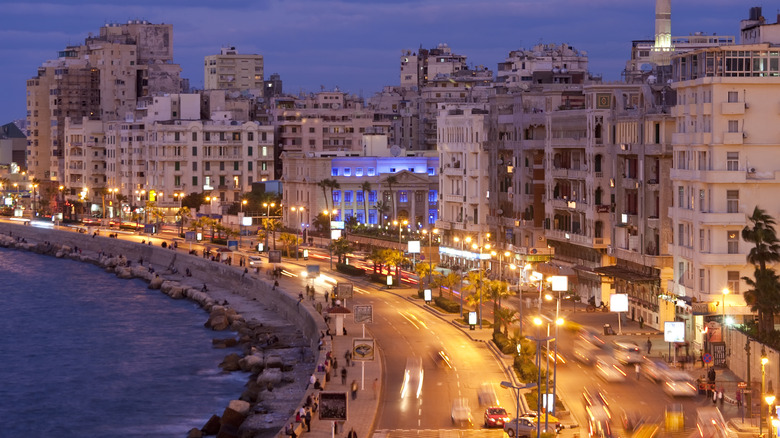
xmin=612 ymin=341 xmax=642 ymax=364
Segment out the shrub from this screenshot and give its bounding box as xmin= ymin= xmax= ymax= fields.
xmin=433 ymin=296 xmax=460 ymax=313
xmin=336 ymin=263 xmax=365 ymax=277
xmin=493 ymin=332 xmax=516 ymax=354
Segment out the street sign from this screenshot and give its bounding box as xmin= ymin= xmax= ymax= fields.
xmin=738 ymin=381 xmax=747 ymax=389
xmin=702 ymin=353 xmax=713 ymax=364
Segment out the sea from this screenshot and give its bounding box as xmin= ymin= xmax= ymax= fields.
xmin=0 ymin=247 xmax=249 ymax=437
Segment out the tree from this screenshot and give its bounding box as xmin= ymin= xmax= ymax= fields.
xmin=115 ymin=194 xmax=128 ymax=220
xmin=279 ymin=232 xmax=301 ymax=258
xmin=330 ymin=237 xmax=353 ymax=264
xmin=176 ymin=205 xmax=191 ymax=236
xmin=495 ymin=307 xmax=519 ymax=336
xmin=361 ymin=181 xmax=372 ymax=225
xmin=367 ymin=248 xmax=385 ymax=274
xmin=415 ymin=262 xmax=441 ymax=291
xmin=742 ymin=207 xmax=780 ymax=337
xmin=312 ymin=212 xmax=329 ymax=233
xmin=375 ymin=201 xmax=388 ymax=227
xmin=463 ymin=270 xmax=487 ymax=321
xmin=318 ymin=178 xmax=340 ymax=212
xmin=485 ymin=279 xmax=512 ymax=334
xmin=385 ymin=175 xmax=398 ymax=220
xmin=436 ymin=272 xmax=460 ymax=299
xmin=262 ymin=218 xmax=281 ymax=250
xmin=384 ymin=249 xmax=405 ymax=282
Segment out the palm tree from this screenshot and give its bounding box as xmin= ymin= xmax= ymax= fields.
xmin=485 ymin=279 xmax=512 ymax=334
xmin=463 ymin=270 xmax=487 ymax=322
xmin=330 ymin=237 xmax=353 ymax=264
xmin=495 ymin=307 xmax=519 ymax=336
xmin=318 ymin=180 xmax=332 ymax=212
xmin=176 ymin=205 xmax=191 ymax=236
xmin=279 ymin=232 xmax=301 ymax=258
xmin=367 ymin=248 xmax=385 ymax=274
xmin=436 ymin=272 xmax=460 ymax=299
xmin=361 ymin=181 xmax=372 ymax=225
xmin=375 ymin=201 xmax=388 ymax=227
xmin=415 ymin=262 xmax=441 ymax=291
xmin=742 ymin=207 xmax=780 ymax=336
xmin=263 ymin=218 xmax=281 ymax=250
xmin=385 ymin=175 xmax=398 ymax=220
xmin=115 ymin=194 xmax=128 ymax=220
xmin=385 ymin=249 xmax=405 ymax=284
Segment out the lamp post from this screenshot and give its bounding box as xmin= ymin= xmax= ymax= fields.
xmin=422 ymin=228 xmax=438 ymax=287
xmin=393 ymin=219 xmax=408 ymax=245
xmin=500 ymin=381 xmax=538 ymax=438
xmin=31 ymin=182 xmax=38 ymax=217
xmin=545 ymin=291 xmax=565 ymax=417
xmin=291 ymin=206 xmax=305 ymax=260
xmin=722 ymin=287 xmax=729 ymax=363
xmin=472 ymin=239 xmax=490 ymax=330
xmin=766 ymin=385 xmax=776 ymax=437
xmin=510 ymin=263 xmax=524 ymax=337
xmin=324 ymin=209 xmax=337 ymax=269
xmin=762 ymin=352 xmax=769 ymax=437
xmin=263 ymin=202 xmax=276 ymax=251
xmin=173 ymin=192 xmax=184 ymax=236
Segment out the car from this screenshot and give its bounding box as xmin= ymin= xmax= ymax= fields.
xmin=586 ymin=405 xmax=615 ymax=438
xmin=248 ymin=256 xmax=263 ymax=266
xmin=583 ymin=387 xmax=612 ymax=419
xmin=504 ymin=417 xmax=538 ymax=437
xmin=451 ymin=397 xmax=473 ymax=426
xmin=431 ymin=349 xmax=453 ymax=369
xmin=573 ymin=340 xmax=598 ymax=365
xmin=520 ymin=411 xmax=564 ymax=433
xmin=612 ymin=341 xmax=643 ymax=365
xmin=662 ymin=377 xmax=697 ymax=397
xmin=595 ymin=356 xmax=627 ymax=382
xmin=477 ymin=382 xmax=499 ymax=407
xmin=484 ymin=406 xmax=510 ymax=428
xmin=642 ymin=357 xmax=671 ymax=382
xmin=401 ymin=357 xmax=424 ymax=399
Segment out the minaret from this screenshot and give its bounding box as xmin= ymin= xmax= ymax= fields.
xmin=654 ymin=0 xmax=672 ymax=51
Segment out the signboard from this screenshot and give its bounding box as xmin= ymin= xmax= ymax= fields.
xmin=711 ymin=342 xmax=726 ymax=367
xmin=542 ymin=393 xmax=555 ymax=413
xmin=331 ymin=229 xmax=342 ymax=240
xmin=184 ymin=231 xmax=197 ymax=242
xmin=197 ymin=232 xmax=203 ymax=241
xmin=268 ymin=250 xmax=282 ymax=264
xmin=352 ymin=338 xmax=375 ymax=361
xmin=241 ymin=216 xmax=253 ymax=226
xmin=423 ymin=289 xmax=432 ymax=302
xmin=610 ymin=293 xmax=629 ymax=312
xmin=335 ymin=282 xmax=354 ymax=299
xmin=307 ymin=265 xmax=320 ymax=277
xmin=353 ymin=305 xmax=373 ymax=324
xmin=664 ymin=321 xmax=686 ymax=343
xmin=227 ymin=240 xmax=238 ymax=250
xmin=468 ymin=311 xmax=478 ymax=326
xmin=550 ymin=275 xmax=568 ymax=292
xmin=702 ymin=353 xmax=713 ymax=364
xmin=318 ymin=392 xmax=347 ymax=421
xmin=386 ymin=275 xmax=393 ymax=286
xmin=408 ymin=240 xmax=421 ymax=254
xmin=330 ymin=220 xmax=345 ymax=230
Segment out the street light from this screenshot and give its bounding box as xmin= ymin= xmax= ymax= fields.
xmin=762 ymin=352 xmax=769 ymax=437
xmin=472 ymin=240 xmax=490 ymax=330
xmin=393 ymin=219 xmax=408 ymax=244
xmin=263 ymin=202 xmax=276 ymax=251
xmin=500 ymin=380 xmax=538 ymax=438
xmin=324 ymin=209 xmax=337 ymax=269
xmin=510 ymin=263 xmax=524 ymax=337
xmin=173 ymin=192 xmax=184 ymax=236
xmin=421 ymin=228 xmax=438 ymax=287
xmin=766 ymin=386 xmax=776 ymax=437
xmin=290 ymin=206 xmax=305 ymax=260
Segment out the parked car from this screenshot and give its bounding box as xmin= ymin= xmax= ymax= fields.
xmin=451 ymin=397 xmax=473 ymax=426
xmin=520 ymin=411 xmax=564 ymax=433
xmin=503 ymin=417 xmax=538 ymax=438
xmin=484 ymin=406 xmax=510 ymax=428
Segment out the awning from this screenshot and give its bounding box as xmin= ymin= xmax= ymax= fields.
xmin=593 ymin=265 xmax=657 ymax=282
xmin=535 ymin=262 xmax=576 ymax=276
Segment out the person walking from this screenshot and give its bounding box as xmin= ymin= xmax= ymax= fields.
xmin=372 ymin=378 xmax=379 ymax=399
xmin=341 ymin=367 xmax=348 ymax=385
xmin=635 ymin=363 xmax=641 ymax=380
xmin=351 ymin=380 xmax=358 ymax=400
xmin=304 ymin=408 xmax=312 ymax=432
xmin=347 ymin=427 xmax=357 ymax=438
xmin=646 ymin=337 xmax=652 ymax=355
xmin=718 ymin=387 xmax=724 ymax=407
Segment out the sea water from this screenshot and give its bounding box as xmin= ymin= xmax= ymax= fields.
xmin=0 ymin=248 xmax=248 ymax=437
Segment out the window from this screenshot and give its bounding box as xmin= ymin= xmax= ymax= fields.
xmin=368 ymin=190 xmax=377 ymax=202
xmin=192 ymin=146 xmax=197 ymax=156
xmin=727 ymin=152 xmax=739 ymax=171
xmin=174 ymin=132 xmax=180 ymax=141
xmin=356 ymin=191 xmax=364 ymax=203
xmin=429 ymin=190 xmax=437 ymax=202
xmin=248 ymin=132 xmax=254 ymax=141
xmin=368 ymin=211 xmax=377 ymax=225
xmin=367 ymin=167 xmax=375 ymax=176
xmin=727 ymin=271 xmax=740 ymax=294
xmin=248 ymin=146 xmax=253 ymax=156
xmin=356 ymin=168 xmax=363 ymax=177
xmin=678 ymin=186 xmax=684 ymax=207
xmin=192 ymin=176 xmax=198 ymax=186
xmin=331 ymin=168 xmax=339 ymax=176
xmin=678 ymin=224 xmax=684 ymax=246
xmin=428 ymin=209 xmax=437 ymax=224
xmin=344 ymin=191 xmax=352 ymax=203
xmin=234 ymin=161 xmax=240 ymax=171
xmin=699 ymin=190 xmax=705 ymax=212
xmin=728 ymin=91 xmax=739 ymax=103
xmin=343 ymin=168 xmax=351 ymax=177
xmin=248 ymin=162 xmax=253 ymax=171
xmin=333 ymin=190 xmax=341 ymax=203
xmin=220 ymin=162 xmax=225 ymax=171
xmin=389 ymin=167 xmax=396 ymax=173
xmin=205 ymin=132 xmax=210 ymax=141
xmin=727 ymin=230 xmax=739 ymax=254
xmin=699 ymin=229 xmax=706 ymax=251
xmin=192 ymin=132 xmax=197 ymax=141
xmin=192 ymin=162 xmax=198 ymax=171
xmin=356 ymin=211 xmax=365 ymax=224
xmin=727 ymin=190 xmax=739 ymax=213
xmin=699 ymin=269 xmax=706 ymax=292
xmin=399 ymin=191 xmax=408 ymax=202
xmin=728 ymin=120 xmax=739 ymax=133
xmin=262 ymin=146 xmax=268 ymax=156
xmin=174 ymin=176 xmax=180 ymax=186
xmin=175 ymin=161 xmax=180 ymax=171
xmin=205 ymin=162 xmax=210 ymax=171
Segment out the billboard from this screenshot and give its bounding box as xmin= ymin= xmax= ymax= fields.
xmin=550 ymin=275 xmax=568 ymax=292
xmin=335 ymin=282 xmax=354 ymax=299
xmin=408 ymin=240 xmax=421 ymax=254
xmin=318 ymin=392 xmax=347 ymax=421
xmin=609 ymin=293 xmax=628 ymax=312
xmin=268 ymin=250 xmax=282 ymax=264
xmin=307 ymin=265 xmax=320 ymax=277
xmin=664 ymin=321 xmax=686 ymax=343
xmin=352 ymin=338 xmax=375 ymax=361
xmin=353 ymin=305 xmax=373 ymax=324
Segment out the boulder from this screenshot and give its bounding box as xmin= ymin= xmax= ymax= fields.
xmin=213 ymin=337 xmax=239 ymax=349
xmin=220 ymin=353 xmax=242 ymax=372
xmin=167 ymin=285 xmax=185 ymax=299
xmin=238 ymin=354 xmax=263 ymax=372
xmin=215 ymin=424 xmax=239 ymax=438
xmin=116 ymin=267 xmax=134 ymax=279
xmin=207 ymin=314 xmax=230 ymax=331
xmin=201 ymin=414 xmax=221 ymax=435
xmin=256 ymin=368 xmax=282 ymax=387
xmin=148 ymin=275 xmax=164 ymax=290
xmin=227 ymin=400 xmax=251 ymax=417
xmin=220 ymin=406 xmax=247 ymax=429
xmin=265 ymin=355 xmax=283 ymax=369
xmin=186 ymin=428 xmax=203 ymax=438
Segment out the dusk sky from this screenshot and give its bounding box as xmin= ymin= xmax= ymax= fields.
xmin=0 ymin=0 xmax=754 ymax=123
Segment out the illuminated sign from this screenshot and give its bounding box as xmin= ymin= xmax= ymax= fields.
xmin=610 ymin=294 xmax=628 ymax=312
xmin=664 ymin=321 xmax=685 ymax=343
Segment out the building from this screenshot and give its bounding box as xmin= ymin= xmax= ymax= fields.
xmin=204 ymin=46 xmax=264 ymax=95
xmin=0 ymin=123 xmax=27 ymax=168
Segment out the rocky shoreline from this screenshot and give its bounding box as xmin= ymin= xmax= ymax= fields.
xmin=0 ymin=228 xmax=322 ymax=438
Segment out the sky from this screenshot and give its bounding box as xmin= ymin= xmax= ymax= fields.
xmin=0 ymin=0 xmax=755 ymax=123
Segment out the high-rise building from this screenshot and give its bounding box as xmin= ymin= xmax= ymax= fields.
xmin=204 ymin=46 xmax=264 ymax=95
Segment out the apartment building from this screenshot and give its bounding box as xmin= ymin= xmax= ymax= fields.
xmin=204 ymin=46 xmax=264 ymax=94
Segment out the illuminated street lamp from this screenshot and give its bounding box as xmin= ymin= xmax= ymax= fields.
xmin=472 ymin=239 xmax=490 ymax=330
xmin=173 ymin=192 xmax=184 ymax=236
xmin=421 ymin=228 xmax=438 ymax=287
xmin=291 ymin=206 xmax=305 ymax=260
xmin=762 ymin=352 xmax=769 ymax=437
xmin=263 ymin=202 xmax=276 ymax=251
xmin=393 ymin=219 xmax=408 ymax=244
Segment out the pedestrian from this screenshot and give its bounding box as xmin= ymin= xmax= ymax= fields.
xmin=347 ymin=427 xmax=357 ymax=438
xmin=304 ymin=408 xmax=312 ymax=432
xmin=736 ymin=389 xmax=743 ymax=407
xmin=286 ymin=422 xmax=297 ymax=438
xmin=635 ymin=363 xmax=641 ymax=380
xmin=351 ymin=380 xmax=358 ymax=400
xmin=273 ymin=280 xmax=278 ymax=290
xmin=646 ymin=337 xmax=652 ymax=354
xmin=700 ymin=352 xmax=705 ymax=368
xmin=345 ymin=350 xmax=352 ymax=367
xmin=712 ymin=389 xmax=717 ymax=404
xmin=372 ymin=378 xmax=379 ymax=399
xmin=341 ymin=367 xmax=347 ymax=385
xmin=308 ymin=374 xmax=316 ymax=388
xmin=718 ymin=387 xmax=724 ymax=407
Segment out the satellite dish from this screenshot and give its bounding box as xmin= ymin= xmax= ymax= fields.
xmin=390 ymin=145 xmax=402 ymax=157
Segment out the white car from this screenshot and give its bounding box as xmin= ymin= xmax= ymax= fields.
xmin=248 ymin=255 xmax=263 ymax=266
xmin=663 ymin=372 xmax=697 ymax=397
xmin=595 ymin=356 xmax=627 ymax=382
xmin=451 ymin=397 xmax=473 ymax=426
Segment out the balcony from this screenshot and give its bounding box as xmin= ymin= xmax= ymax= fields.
xmin=443 ymin=194 xmax=465 ymax=203
xmin=697 ymin=252 xmax=747 ymax=266
xmin=720 ymin=101 xmax=745 ymax=115
xmin=699 ymin=211 xmax=746 ymax=226
xmin=722 ymin=132 xmax=744 ymax=145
